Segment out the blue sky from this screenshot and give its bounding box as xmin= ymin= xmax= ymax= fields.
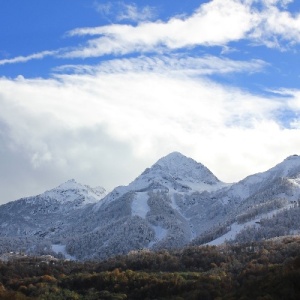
xmin=1 ymin=0 xmax=300 ymax=203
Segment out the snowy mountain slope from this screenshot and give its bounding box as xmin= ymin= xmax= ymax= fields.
xmin=0 ymin=179 xmax=106 ymax=239
xmin=206 ymin=202 xmax=295 ymax=246
xmin=65 ymin=153 xmax=224 ymax=258
xmin=41 ymin=178 xmax=106 ymax=205
xmin=218 ymin=155 xmax=300 ymax=203
xmin=222 ymin=155 xmax=300 ymax=224
xmin=130 ymin=151 xmax=226 ymax=190
xmin=191 ymin=155 xmax=300 ymax=246
xmin=62 ymin=153 xmax=230 ymax=259
xmin=95 ymin=152 xmax=227 ymax=209
xmin=226 ymin=158 xmax=300 ymax=243
xmin=1 ymin=153 xmax=300 ymax=260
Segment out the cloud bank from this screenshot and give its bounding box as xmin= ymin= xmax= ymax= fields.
xmin=1 ymin=54 xmax=300 ymax=202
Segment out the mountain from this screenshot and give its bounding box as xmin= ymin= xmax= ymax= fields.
xmin=95 ymin=151 xmax=225 ymax=207
xmin=207 ymin=154 xmax=300 ymax=245
xmin=217 ymin=154 xmax=300 ymax=202
xmin=0 ymin=179 xmax=106 ymax=257
xmin=43 ymin=178 xmax=106 ymax=206
xmin=66 ymin=152 xmax=228 ymax=259
xmin=135 ymin=151 xmax=222 ymax=189
xmin=0 ymin=153 xmax=300 ymax=260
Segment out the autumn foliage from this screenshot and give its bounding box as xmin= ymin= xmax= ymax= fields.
xmin=0 ymin=237 xmax=300 ymax=299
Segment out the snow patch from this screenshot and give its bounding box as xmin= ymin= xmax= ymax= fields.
xmin=131 ymin=192 xmax=150 ymax=218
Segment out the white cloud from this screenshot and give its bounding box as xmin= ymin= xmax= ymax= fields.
xmin=273 ymin=89 xmax=300 ymax=115
xmin=250 ymin=1 xmax=300 ymax=48
xmin=0 ymin=50 xmax=57 ymax=66
xmin=65 ymin=0 xmax=300 ymax=58
xmin=2 ymin=1 xmax=300 ymax=66
xmin=116 ymin=3 xmax=156 ymax=22
xmin=94 ymin=1 xmax=156 ymax=23
xmin=54 ymin=55 xmax=267 ymax=76
xmin=66 ymin=0 xmax=255 ymax=58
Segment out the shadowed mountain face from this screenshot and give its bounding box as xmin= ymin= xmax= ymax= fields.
xmin=0 ymin=153 xmax=300 ymax=260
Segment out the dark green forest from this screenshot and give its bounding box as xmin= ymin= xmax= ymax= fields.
xmin=0 ymin=237 xmax=300 ymax=299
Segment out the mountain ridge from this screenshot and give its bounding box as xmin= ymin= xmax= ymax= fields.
xmin=0 ymin=152 xmax=300 ymax=260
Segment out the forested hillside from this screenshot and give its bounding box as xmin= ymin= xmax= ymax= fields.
xmin=0 ymin=237 xmax=300 ymax=299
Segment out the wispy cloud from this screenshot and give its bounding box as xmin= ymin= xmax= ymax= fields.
xmin=0 ymin=50 xmax=57 ymax=66
xmin=66 ymin=0 xmax=254 ymax=58
xmin=115 ymin=3 xmax=156 ymax=22
xmin=3 ymin=1 xmax=300 ymax=66
xmin=54 ymin=55 xmax=267 ymax=76
xmin=94 ymin=1 xmax=156 ymax=23
xmin=66 ymin=0 xmax=300 ymax=58
xmin=249 ymin=0 xmax=300 ymax=48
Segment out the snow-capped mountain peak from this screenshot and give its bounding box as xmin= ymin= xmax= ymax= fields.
xmin=96 ymin=152 xmax=225 ymax=210
xmin=54 ymin=179 xmax=84 ymax=191
xmin=2 ymin=153 xmax=300 ymax=261
xmin=43 ymin=179 xmax=106 ymax=205
xmin=111 ymin=152 xmax=224 ymax=199
xmin=152 ymin=151 xmax=221 ymax=185
xmin=274 ymin=154 xmax=300 ymax=178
